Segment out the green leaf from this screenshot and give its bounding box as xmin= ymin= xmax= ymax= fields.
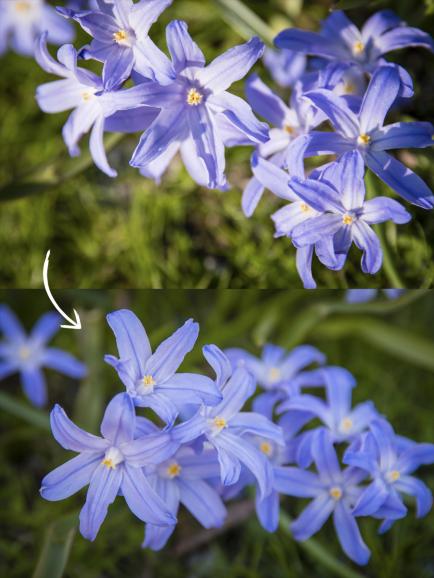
xmin=316 ymin=316 xmax=434 ymax=372
xmin=213 ymin=0 xmax=276 ymax=44
xmin=32 ymin=513 xmax=77 ymax=578
xmin=0 ymin=391 xmax=50 ymax=430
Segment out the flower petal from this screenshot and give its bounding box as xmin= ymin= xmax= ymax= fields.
xmin=51 ymin=404 xmax=108 ymax=452
xmin=179 ymin=478 xmax=227 ymax=528
xmin=291 ymin=493 xmax=335 ymax=541
xmin=21 ymin=367 xmax=47 ymax=408
xmin=0 ymin=305 xmax=25 ymax=342
xmin=42 ymin=347 xmax=87 ymax=379
xmin=100 ymin=393 xmax=136 ymax=445
xmin=333 ymin=502 xmax=371 ymax=565
xmin=359 ymin=65 xmax=401 ymax=134
xmin=166 ymin=19 xmax=205 ymax=72
xmin=41 ymin=452 xmax=101 ymax=501
xmin=305 ymin=90 xmax=359 ymax=138
xmin=273 ymin=466 xmax=322 ymax=497
xmin=256 ymin=489 xmax=280 ymax=532
xmin=352 ymin=221 xmax=382 ymax=275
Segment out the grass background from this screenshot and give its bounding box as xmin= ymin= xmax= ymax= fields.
xmin=1 ymin=289 xmax=434 ymax=577
xmin=0 ymin=0 xmax=433 ymax=289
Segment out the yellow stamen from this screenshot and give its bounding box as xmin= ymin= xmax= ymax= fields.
xmin=268 ymin=367 xmax=282 ymax=383
xmin=187 ymin=88 xmax=203 ymax=106
xmin=284 ymin=125 xmax=295 ymax=135
xmin=18 ymin=346 xmax=31 ymax=361
xmin=387 ymin=470 xmax=401 ymax=483
xmin=352 ymin=41 xmax=365 ymax=55
xmin=166 ymin=462 xmax=182 ymax=478
xmin=15 ymin=1 xmax=31 ymax=12
xmin=259 ymin=441 xmax=273 ymax=456
xmin=113 ymin=29 xmax=129 ymax=44
xmin=81 ymin=91 xmax=94 ymax=102
xmin=142 ymin=375 xmax=156 ymax=387
xmin=102 ymin=458 xmax=115 ymax=469
xmin=213 ymin=416 xmax=227 ymax=430
xmin=300 ymin=203 xmax=310 ymax=213
xmin=357 ymin=133 xmax=371 ymax=146
xmin=342 ymin=214 xmax=354 ymax=225
xmin=340 ymin=417 xmax=353 ymax=433
xmin=329 ymin=486 xmax=343 ymax=500
xmin=343 ymin=82 xmax=356 ymax=95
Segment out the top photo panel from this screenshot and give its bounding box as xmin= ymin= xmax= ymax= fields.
xmin=0 ymin=0 xmax=433 ymax=289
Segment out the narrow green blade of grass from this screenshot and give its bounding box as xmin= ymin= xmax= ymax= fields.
xmin=32 ymin=513 xmax=77 ymax=578
xmin=213 ymin=0 xmax=276 ymax=44
xmin=316 ymin=316 xmax=434 ymax=372
xmin=0 ymin=391 xmax=50 ymax=430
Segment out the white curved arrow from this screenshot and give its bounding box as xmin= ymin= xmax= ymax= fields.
xmin=43 ymin=250 xmax=82 ymax=330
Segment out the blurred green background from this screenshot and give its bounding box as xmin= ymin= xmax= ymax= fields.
xmin=0 ymin=0 xmax=433 ymax=289
xmin=1 ymin=289 xmax=434 ymax=577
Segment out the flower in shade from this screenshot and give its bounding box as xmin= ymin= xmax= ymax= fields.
xmin=278 ymin=366 xmax=378 ymax=467
xmin=138 ymin=415 xmax=226 ymax=550
xmin=0 ymin=305 xmax=86 ymax=407
xmin=41 ymin=394 xmax=177 ymax=540
xmin=275 ymin=9 xmax=433 ymax=88
xmin=241 ymin=75 xmax=322 ymax=216
xmin=290 ymin=150 xmax=412 ymax=276
xmin=110 ymin=20 xmax=269 ymax=188
xmin=225 ymin=343 xmax=325 ymax=419
xmin=345 ymin=418 xmax=434 ymax=533
xmin=59 ymin=0 xmax=174 ymax=90
xmin=277 ymin=428 xmax=371 ymax=565
xmin=302 ymin=65 xmax=434 ymax=209
xmin=0 ymin=0 xmax=74 ymax=57
xmin=104 ymin=309 xmax=222 ymax=425
xmin=263 ymin=47 xmax=306 ymax=88
xmin=35 ymin=33 xmax=159 ymax=177
xmin=172 ymin=345 xmax=284 ymax=499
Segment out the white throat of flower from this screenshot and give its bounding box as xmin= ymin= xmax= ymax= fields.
xmin=102 ymin=446 xmax=124 ymax=469
xmin=137 ymin=375 xmax=156 ymax=396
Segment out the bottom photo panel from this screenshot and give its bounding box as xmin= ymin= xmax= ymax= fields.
xmin=1 ymin=289 xmax=433 ymax=578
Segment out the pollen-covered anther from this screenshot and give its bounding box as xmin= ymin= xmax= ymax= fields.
xmin=102 ymin=447 xmax=124 ymax=469
xmin=386 ymin=470 xmax=401 ymax=483
xmin=113 ymin=29 xmax=129 ymax=44
xmin=268 ymin=367 xmax=282 ymax=383
xmin=352 ymin=41 xmax=365 ymax=55
xmin=212 ymin=416 xmax=228 ymax=432
xmin=340 ymin=417 xmax=353 ymax=432
xmin=15 ymin=1 xmax=31 ymax=12
xmin=18 ymin=346 xmax=31 ymax=361
xmin=137 ymin=374 xmax=156 ymax=396
xmin=284 ymin=125 xmax=295 ymax=135
xmin=187 ymin=88 xmax=203 ymax=106
xmin=342 ymin=214 xmax=354 ymax=225
xmin=259 ymin=441 xmax=273 ymax=457
xmin=300 ymin=203 xmax=310 ymax=213
xmin=357 ymin=133 xmax=371 ymax=146
xmin=329 ymin=486 xmax=343 ymax=500
xmin=166 ymin=462 xmax=182 ymax=478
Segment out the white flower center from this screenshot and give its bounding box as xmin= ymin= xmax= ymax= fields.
xmin=187 ymin=88 xmax=203 ymax=106
xmin=136 ymin=375 xmax=156 ymax=396
xmin=386 ymin=470 xmax=400 ymax=483
xmin=208 ymin=416 xmax=228 ymax=436
xmin=102 ymin=446 xmax=124 ymax=469
xmin=329 ymin=486 xmax=343 ymax=500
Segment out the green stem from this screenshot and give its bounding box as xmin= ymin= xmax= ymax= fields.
xmin=279 ymin=512 xmax=366 ymax=578
xmin=0 ymin=391 xmax=50 ymax=430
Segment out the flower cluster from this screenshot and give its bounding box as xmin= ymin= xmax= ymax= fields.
xmin=0 ymin=305 xmax=86 ymax=407
xmin=41 ymin=309 xmax=434 ymax=565
xmin=246 ymin=10 xmax=434 ymax=287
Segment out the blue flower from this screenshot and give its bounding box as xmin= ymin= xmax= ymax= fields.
xmin=110 ymin=20 xmax=269 ymax=188
xmin=59 ymin=0 xmax=174 ymax=90
xmin=346 ymin=289 xmax=405 ymax=303
xmin=345 ymin=418 xmax=434 ymax=533
xmin=138 ymin=418 xmax=226 ymax=550
xmin=276 ymin=429 xmax=371 ymax=565
xmin=263 ymin=47 xmax=307 ymax=89
xmin=290 ymin=150 xmax=412 ymax=276
xmin=0 ymin=0 xmax=74 ymax=57
xmin=41 ymin=394 xmax=177 ymax=541
xmin=225 ymin=343 xmax=325 ymax=419
xmin=242 ymin=76 xmax=323 ymax=217
xmin=303 ymin=65 xmax=434 ymax=208
xmin=104 ymin=309 xmax=222 ymax=425
xmin=278 ymin=366 xmax=378 ymax=467
xmin=35 ymin=33 xmax=159 ymax=177
xmin=172 ymin=345 xmax=284 ymax=498
xmin=0 ymin=305 xmax=86 ymax=407
xmin=275 ymin=9 xmax=433 ymax=83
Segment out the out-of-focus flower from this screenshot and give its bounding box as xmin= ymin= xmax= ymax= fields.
xmin=0 ymin=0 xmax=74 ymax=57
xmin=0 ymin=305 xmax=86 ymax=407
